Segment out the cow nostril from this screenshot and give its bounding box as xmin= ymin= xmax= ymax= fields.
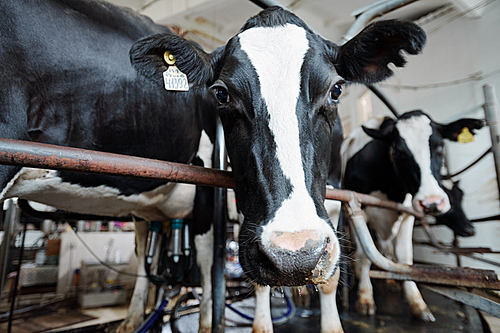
xmin=419 ymin=197 xmax=445 ymax=214
xmin=260 ymin=230 xmax=330 ymax=277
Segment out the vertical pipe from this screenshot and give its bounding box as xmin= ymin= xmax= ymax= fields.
xmin=0 ymin=200 xmax=18 ymax=293
xmin=483 ymin=84 xmax=500 ymax=200
xmin=212 ymin=118 xmax=227 ymax=333
xmin=8 ymin=219 xmax=27 ymax=333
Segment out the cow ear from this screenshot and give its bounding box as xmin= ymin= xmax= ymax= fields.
xmin=130 ymin=33 xmax=222 ymax=87
xmin=362 ymin=117 xmax=396 ymax=141
xmin=336 ymin=20 xmax=426 ymax=84
xmin=438 ymin=118 xmax=485 ymax=141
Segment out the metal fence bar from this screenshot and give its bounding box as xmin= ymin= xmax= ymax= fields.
xmin=422 ymin=285 xmax=500 ymax=318
xmin=0 ymin=138 xmax=499 ymax=290
xmin=0 ymin=138 xmax=424 ymax=216
xmin=0 ymin=138 xmax=235 ymax=189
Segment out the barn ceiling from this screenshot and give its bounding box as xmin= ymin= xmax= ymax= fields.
xmin=108 ymin=0 xmax=487 ymax=50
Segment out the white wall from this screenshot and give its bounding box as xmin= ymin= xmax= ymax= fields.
xmin=57 ymin=231 xmax=137 ymax=295
xmin=339 ymin=2 xmax=500 ymax=274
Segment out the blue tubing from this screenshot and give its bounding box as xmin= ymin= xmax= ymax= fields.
xmin=192 ymin=288 xmax=294 ymax=323
xmin=136 ymin=299 xmax=169 ymax=333
xmin=225 ymin=294 xmax=294 ymax=322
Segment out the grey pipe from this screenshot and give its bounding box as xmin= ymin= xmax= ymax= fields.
xmin=483 ymin=84 xmax=500 ymax=202
xmin=212 ymin=117 xmax=228 ymax=333
xmin=340 ymin=0 xmax=420 ymax=45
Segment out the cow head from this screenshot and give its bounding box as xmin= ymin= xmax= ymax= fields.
xmin=130 ymin=7 xmax=425 ymax=286
xmin=439 ymin=181 xmax=475 ymax=236
xmin=363 ymin=110 xmax=484 ymax=215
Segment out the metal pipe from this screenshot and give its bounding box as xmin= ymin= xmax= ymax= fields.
xmin=340 ymin=0 xmax=420 ymax=45
xmin=0 ymin=138 xmax=425 ymax=217
xmin=344 ymin=197 xmax=412 ymax=273
xmin=422 ymin=285 xmax=500 ymax=318
xmin=212 ymin=118 xmax=227 ymax=333
xmin=0 ymin=138 xmax=235 ymax=189
xmin=0 ymin=199 xmax=19 ymax=293
xmin=8 ymin=220 xmax=27 ymax=333
xmin=248 ymin=0 xmax=286 ymax=9
xmin=345 ymin=197 xmax=500 ymax=289
xmin=329 ymin=187 xmax=424 ymax=218
xmin=483 ymin=84 xmax=500 ymax=202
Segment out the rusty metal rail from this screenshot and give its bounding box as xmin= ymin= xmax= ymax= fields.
xmin=0 ymin=138 xmax=424 ymax=216
xmin=0 ymin=138 xmax=425 ymax=216
xmin=0 ymin=138 xmax=499 ymax=290
xmin=0 ymin=138 xmax=235 ymax=189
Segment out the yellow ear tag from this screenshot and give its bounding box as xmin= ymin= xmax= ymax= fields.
xmin=162 ymin=51 xmax=189 ymax=92
xmin=457 ymin=127 xmax=474 ymax=143
xmin=164 ymin=51 xmax=176 ymax=65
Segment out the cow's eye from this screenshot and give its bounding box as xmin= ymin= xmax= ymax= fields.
xmin=215 ymin=87 xmax=230 ymax=104
xmin=330 ymin=84 xmax=342 ymax=102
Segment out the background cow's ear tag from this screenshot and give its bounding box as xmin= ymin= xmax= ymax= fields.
xmin=162 ymin=51 xmax=189 ymax=92
xmin=457 ymin=127 xmax=475 ymax=143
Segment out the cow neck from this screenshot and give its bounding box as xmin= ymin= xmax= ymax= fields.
xmin=388 ymin=145 xmax=411 ymax=201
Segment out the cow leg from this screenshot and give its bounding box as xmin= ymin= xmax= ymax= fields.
xmin=318 ymin=269 xmax=343 ymax=333
xmin=115 ymin=221 xmax=149 ymax=333
xmin=253 ymin=284 xmax=273 ymax=333
xmin=194 ymin=227 xmax=214 ymax=333
xmin=354 ymin=238 xmax=376 ymax=315
xmin=394 ymin=215 xmax=435 ymax=322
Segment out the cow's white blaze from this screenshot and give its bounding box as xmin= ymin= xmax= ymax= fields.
xmin=397 ymin=115 xmax=450 ymax=212
xmin=239 ymin=24 xmax=335 ymax=244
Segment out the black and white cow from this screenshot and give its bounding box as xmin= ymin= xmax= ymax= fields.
xmin=1 ymin=1 xmax=217 ymax=331
xmin=439 ymin=180 xmax=475 ymax=237
xmin=1 ymin=0 xmax=425 ymax=332
xmin=341 ymin=110 xmax=484 ymax=322
xmin=131 ymin=8 xmax=426 ymax=332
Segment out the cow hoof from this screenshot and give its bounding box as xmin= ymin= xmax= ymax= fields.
xmin=355 ymin=298 xmax=376 ymax=316
xmin=412 ymin=307 xmax=436 ymax=322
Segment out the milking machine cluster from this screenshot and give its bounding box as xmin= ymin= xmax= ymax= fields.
xmin=144 ymin=219 xmax=193 ymax=286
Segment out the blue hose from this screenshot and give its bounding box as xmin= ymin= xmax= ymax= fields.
xmin=225 ymin=293 xmax=294 ymax=322
xmin=191 ymin=288 xmax=294 ymax=323
xmin=135 ymin=299 xmax=169 ymax=333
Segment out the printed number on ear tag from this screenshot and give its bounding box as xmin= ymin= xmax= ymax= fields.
xmin=457 ymin=127 xmax=475 ymax=143
xmin=163 ymin=66 xmax=189 ymax=91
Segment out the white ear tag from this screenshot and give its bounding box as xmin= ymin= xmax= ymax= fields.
xmin=163 ymin=66 xmax=189 ymax=92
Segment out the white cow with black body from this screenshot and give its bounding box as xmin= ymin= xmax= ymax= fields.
xmin=341 ymin=111 xmax=484 ymax=322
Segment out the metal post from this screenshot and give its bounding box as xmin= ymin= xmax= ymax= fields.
xmin=8 ymin=217 xmax=26 ymax=333
xmin=483 ymin=84 xmax=500 ymax=202
xmin=212 ymin=118 xmax=227 ymax=333
xmin=0 ymin=199 xmax=20 ymax=292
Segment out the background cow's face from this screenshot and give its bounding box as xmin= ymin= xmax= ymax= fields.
xmin=130 ymin=7 xmax=426 ymax=286
xmin=363 ymin=110 xmax=484 ymax=215
xmin=439 ymin=181 xmax=475 ymax=237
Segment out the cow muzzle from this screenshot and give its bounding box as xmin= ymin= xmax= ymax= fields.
xmin=257 ymin=229 xmax=339 ymax=285
xmin=417 ymin=195 xmax=448 ymax=214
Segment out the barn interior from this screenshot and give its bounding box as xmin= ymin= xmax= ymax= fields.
xmin=0 ymin=0 xmax=499 ymax=332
